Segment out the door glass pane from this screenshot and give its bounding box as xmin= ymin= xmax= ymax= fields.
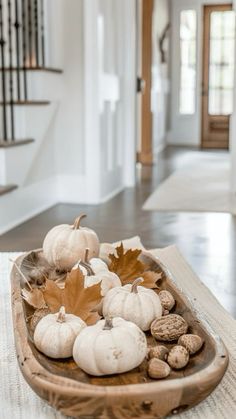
xmin=208 ymin=10 xmax=235 ymax=115
xmin=179 ymin=10 xmax=197 ymax=115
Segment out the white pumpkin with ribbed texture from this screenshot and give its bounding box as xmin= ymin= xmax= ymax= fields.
xmin=43 ymin=214 xmax=99 ymax=271
xmin=34 ymin=306 xmax=86 ymax=359
xmin=103 ymin=278 xmax=162 ymax=331
xmin=76 ymin=252 xmax=121 ymax=296
xmin=84 ymin=271 xmax=121 ymax=296
xmin=73 ymin=317 xmax=147 ymax=376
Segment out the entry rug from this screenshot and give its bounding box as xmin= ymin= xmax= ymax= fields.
xmin=143 ymin=158 xmax=236 ymax=213
xmin=1 ymin=238 xmax=236 ymax=418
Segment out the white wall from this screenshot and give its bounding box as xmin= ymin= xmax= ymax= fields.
xmin=169 ymin=0 xmax=231 ymax=146
xmin=0 ymin=0 xmax=137 ymax=234
xmin=152 ymin=0 xmax=170 ymax=153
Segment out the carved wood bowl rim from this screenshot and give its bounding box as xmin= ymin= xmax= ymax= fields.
xmin=11 ymin=248 xmax=229 ymax=401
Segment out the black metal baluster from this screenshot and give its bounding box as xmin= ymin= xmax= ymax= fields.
xmin=14 ymin=0 xmax=21 ymax=99
xmin=27 ymin=0 xmax=32 ymax=66
xmin=40 ymin=0 xmax=44 ymax=66
xmin=0 ymin=0 xmax=7 ymax=140
xmin=8 ymin=0 xmax=15 ymax=140
xmin=21 ymin=0 xmax=27 ymax=99
xmin=34 ymin=0 xmax=38 ymax=66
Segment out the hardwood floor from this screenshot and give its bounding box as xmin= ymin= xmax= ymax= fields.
xmin=1 ymin=146 xmax=235 ymax=317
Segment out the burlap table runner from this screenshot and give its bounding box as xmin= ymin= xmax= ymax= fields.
xmin=1 ymin=238 xmax=236 ymax=418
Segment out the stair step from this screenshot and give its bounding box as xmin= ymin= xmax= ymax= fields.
xmin=0 ymin=184 xmax=17 ymax=196
xmin=0 ymin=100 xmax=50 ymax=106
xmin=0 ymin=139 xmax=34 ymax=147
xmin=0 ymin=66 xmax=63 ymax=74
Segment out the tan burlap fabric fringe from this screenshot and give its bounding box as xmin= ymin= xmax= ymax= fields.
xmin=1 ymin=239 xmax=236 ymax=418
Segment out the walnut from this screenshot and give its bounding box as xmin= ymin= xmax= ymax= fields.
xmin=148 ymin=345 xmax=169 ymax=361
xmin=159 ymin=290 xmax=175 ymax=311
xmin=167 ymin=345 xmax=189 ymax=369
xmin=151 ymin=314 xmax=188 ymax=342
xmin=178 ymin=334 xmax=204 ymax=355
xmin=148 ymin=358 xmax=171 ymax=379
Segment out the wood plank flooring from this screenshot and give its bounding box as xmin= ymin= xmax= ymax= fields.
xmin=0 ymin=146 xmax=235 ymax=317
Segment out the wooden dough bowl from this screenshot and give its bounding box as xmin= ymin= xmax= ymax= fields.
xmin=11 ymin=250 xmax=229 ymax=418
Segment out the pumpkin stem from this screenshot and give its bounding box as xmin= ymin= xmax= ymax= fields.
xmin=73 ymin=214 xmax=87 ymax=230
xmin=131 ymin=277 xmax=144 ymax=293
xmin=79 ymin=248 xmax=95 ymax=276
xmin=57 ymin=306 xmax=66 ymax=323
xmin=84 ymin=248 xmax=89 ymax=263
xmin=103 ymin=317 xmax=113 ymax=330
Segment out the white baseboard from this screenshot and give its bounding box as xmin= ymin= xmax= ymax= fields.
xmin=0 ymin=175 xmax=125 ymax=235
xmin=166 ymin=130 xmax=199 ymax=146
xmin=99 ymin=185 xmax=124 ymax=203
xmin=153 ymin=141 xmax=167 ymax=155
xmin=0 ymin=177 xmax=57 ymax=235
xmin=56 ymin=175 xmax=89 ymax=203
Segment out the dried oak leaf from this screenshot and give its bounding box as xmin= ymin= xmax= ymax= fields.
xmin=21 ymin=288 xmax=46 ymax=309
xmin=42 ymin=268 xmax=102 ymax=325
xmin=109 ymin=243 xmax=161 ymax=289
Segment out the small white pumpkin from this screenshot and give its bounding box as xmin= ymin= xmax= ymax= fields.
xmin=89 ymin=257 xmax=109 ymax=274
xmin=77 ymin=249 xmax=121 ymax=296
xmin=34 ymin=306 xmax=86 ymax=358
xmin=99 ymin=242 xmax=117 ymax=264
xmin=43 ymin=214 xmax=100 ymax=271
xmin=85 ymin=271 xmax=121 ymax=296
xmin=73 ymin=317 xmax=147 ymax=376
xmin=103 ymin=278 xmax=162 ymax=331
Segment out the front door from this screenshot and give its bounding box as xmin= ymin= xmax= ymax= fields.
xmin=201 ymin=4 xmax=235 ymax=149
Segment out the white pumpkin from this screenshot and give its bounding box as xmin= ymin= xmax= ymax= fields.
xmin=76 ymin=251 xmax=121 ymax=296
xmin=73 ymin=317 xmax=147 ymax=376
xmin=43 ymin=214 xmax=100 ymax=271
xmin=34 ymin=306 xmax=86 ymax=358
xmin=89 ymin=257 xmax=109 ymax=274
xmin=102 ymin=278 xmax=162 ymax=331
xmin=99 ymin=243 xmax=117 ymax=265
xmin=84 ymin=271 xmax=121 ymax=296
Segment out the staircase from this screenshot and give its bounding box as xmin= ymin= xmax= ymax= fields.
xmin=0 ymin=0 xmax=62 ymax=195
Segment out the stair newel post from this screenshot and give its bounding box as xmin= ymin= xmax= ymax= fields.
xmin=14 ymin=0 xmax=21 ymax=100
xmin=40 ymin=0 xmax=44 ymax=66
xmin=27 ymin=0 xmax=32 ymax=66
xmin=34 ymin=0 xmax=39 ymax=66
xmin=0 ymin=0 xmax=7 ymax=141
xmin=21 ymin=0 xmax=27 ymax=99
xmin=8 ymin=0 xmax=15 ymax=140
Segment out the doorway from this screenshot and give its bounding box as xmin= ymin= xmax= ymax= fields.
xmin=201 ymin=4 xmax=235 ymax=149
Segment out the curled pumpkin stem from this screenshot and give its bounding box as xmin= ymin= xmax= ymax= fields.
xmin=131 ymin=277 xmax=144 ymax=293
xmin=79 ymin=248 xmax=95 ymax=276
xmin=73 ymin=214 xmax=87 ymax=230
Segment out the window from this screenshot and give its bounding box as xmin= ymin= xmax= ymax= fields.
xmin=208 ymin=10 xmax=235 ymax=115
xmin=179 ymin=10 xmax=197 ymax=115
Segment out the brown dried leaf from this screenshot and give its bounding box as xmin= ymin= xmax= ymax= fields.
xmin=109 ymin=243 xmax=162 ymax=289
xmin=43 ymin=268 xmax=102 ymax=324
xmin=109 ymin=243 xmax=147 ymax=284
xmin=21 ymin=288 xmax=46 ymax=309
xmin=42 ymin=280 xmax=62 ymax=312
